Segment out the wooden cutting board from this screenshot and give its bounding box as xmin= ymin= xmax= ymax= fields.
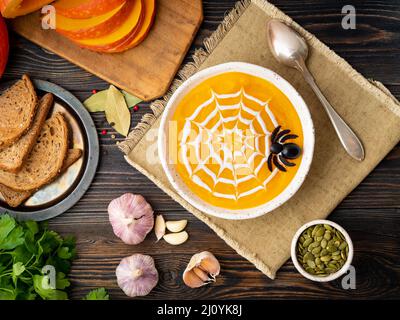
xmin=11 ymin=0 xmax=203 ymax=101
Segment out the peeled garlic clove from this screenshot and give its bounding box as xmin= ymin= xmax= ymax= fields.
xmin=116 ymin=254 xmax=158 ymax=297
xmin=183 ymin=251 xmax=220 ymax=288
xmin=108 ymin=193 xmax=154 ymax=245
xmin=163 ymin=231 xmax=188 ymax=245
xmin=154 ymin=215 xmax=166 ymax=242
xmin=165 ymin=219 xmax=187 ymax=233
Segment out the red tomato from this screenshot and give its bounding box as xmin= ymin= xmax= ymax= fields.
xmin=0 ymin=16 xmax=9 ymax=78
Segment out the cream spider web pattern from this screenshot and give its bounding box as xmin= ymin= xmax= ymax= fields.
xmin=180 ymin=88 xmax=281 ymax=201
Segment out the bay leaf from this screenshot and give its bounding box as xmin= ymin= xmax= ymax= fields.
xmin=122 ymin=90 xmax=142 ymax=108
xmin=105 ymin=85 xmax=131 ymax=137
xmin=83 ymin=90 xmax=108 ymax=112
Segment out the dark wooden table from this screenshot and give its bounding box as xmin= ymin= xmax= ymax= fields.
xmin=2 ymin=0 xmax=400 ymax=300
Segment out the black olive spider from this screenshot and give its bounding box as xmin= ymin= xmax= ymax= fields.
xmin=267 ymin=125 xmax=302 ymax=172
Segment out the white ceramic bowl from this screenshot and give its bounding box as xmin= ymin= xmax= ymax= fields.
xmin=291 ymin=219 xmax=354 ymax=282
xmin=158 ymin=62 xmax=315 ymax=220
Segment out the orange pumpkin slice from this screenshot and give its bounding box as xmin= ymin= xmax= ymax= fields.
xmin=1 ymin=0 xmax=53 ymax=18
xmin=73 ymin=0 xmax=143 ymax=52
xmin=56 ymin=1 xmax=133 ymax=40
xmin=109 ymin=0 xmax=156 ymax=53
xmin=102 ymin=5 xmax=145 ymax=53
xmin=54 ymin=0 xmax=125 ymax=19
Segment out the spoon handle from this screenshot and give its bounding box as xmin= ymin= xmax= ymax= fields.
xmin=298 ymin=61 xmax=365 ymax=161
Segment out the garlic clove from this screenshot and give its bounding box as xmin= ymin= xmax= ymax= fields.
xmin=108 ymin=193 xmax=154 ymax=245
xmin=154 ymin=214 xmax=166 ymax=242
xmin=163 ymin=231 xmax=188 ymax=245
xmin=193 ymin=267 xmax=211 ymax=282
xmin=183 ymin=251 xmax=220 ymax=288
xmin=116 ymin=254 xmax=158 ymax=297
xmin=182 ymin=269 xmax=205 ymax=288
xmin=198 ymin=252 xmax=220 ymax=277
xmin=165 ymin=219 xmax=187 ymax=233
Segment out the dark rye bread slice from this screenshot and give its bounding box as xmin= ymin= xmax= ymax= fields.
xmin=0 ymin=149 xmax=83 ymax=207
xmin=0 ymin=93 xmax=53 ymax=173
xmin=0 ymin=112 xmax=69 ymax=191
xmin=0 ymin=75 xmax=38 ymax=150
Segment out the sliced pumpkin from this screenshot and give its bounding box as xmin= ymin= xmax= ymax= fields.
xmin=54 ymin=0 xmax=125 ymax=19
xmin=56 ymin=1 xmax=133 ymax=40
xmin=73 ymin=0 xmax=143 ymax=52
xmin=109 ymin=0 xmax=156 ymax=53
xmin=1 ymin=0 xmax=54 ymax=18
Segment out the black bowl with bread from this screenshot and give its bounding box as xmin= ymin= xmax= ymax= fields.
xmin=0 ymin=75 xmax=99 ymax=220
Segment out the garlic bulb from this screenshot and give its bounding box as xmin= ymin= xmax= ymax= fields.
xmin=183 ymin=251 xmax=220 ymax=288
xmin=116 ymin=254 xmax=158 ymax=297
xmin=108 ymin=193 xmax=154 ymax=245
xmin=154 ymin=214 xmax=166 ymax=242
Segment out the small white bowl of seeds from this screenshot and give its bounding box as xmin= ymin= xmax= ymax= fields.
xmin=291 ymin=220 xmax=354 ymax=282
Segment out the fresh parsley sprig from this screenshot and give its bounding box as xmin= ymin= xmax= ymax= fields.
xmin=0 ymin=213 xmax=76 ymax=300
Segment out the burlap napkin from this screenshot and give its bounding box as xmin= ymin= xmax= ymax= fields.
xmin=119 ymin=0 xmax=400 ymax=279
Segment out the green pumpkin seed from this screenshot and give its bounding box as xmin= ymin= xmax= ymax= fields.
xmin=307 ymin=260 xmax=316 ymax=268
xmin=311 ymin=225 xmax=319 ymax=237
xmin=303 ymin=252 xmax=314 ymax=261
xmin=309 ymin=242 xmax=320 ymax=249
xmin=316 ymin=228 xmax=325 ymax=237
xmin=324 ymin=224 xmax=333 ymax=231
xmin=320 ymin=249 xmax=328 ymax=256
xmin=341 ymin=251 xmax=347 ymax=260
xmin=339 ymin=242 xmax=348 ymax=250
xmin=306 ymin=267 xmax=316 ymax=275
xmin=332 ymin=251 xmax=341 ymax=256
xmin=303 ymin=238 xmax=313 ymax=247
xmin=325 ymin=268 xmax=336 ymax=274
xmin=327 ymin=245 xmax=338 ymax=253
xmin=332 ymin=255 xmax=342 ymax=261
xmin=312 ymin=246 xmax=322 ymax=255
xmin=320 ymin=255 xmax=331 ymax=262
xmin=324 ymin=232 xmax=332 ymax=240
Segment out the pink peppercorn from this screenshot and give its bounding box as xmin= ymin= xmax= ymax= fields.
xmin=133 ymin=105 xmax=139 ymax=112
xmin=101 ymin=130 xmax=107 ymax=135
xmin=92 ymin=89 xmax=97 ymax=94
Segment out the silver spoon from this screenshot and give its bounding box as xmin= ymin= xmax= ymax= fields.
xmin=267 ymin=19 xmax=364 ymax=161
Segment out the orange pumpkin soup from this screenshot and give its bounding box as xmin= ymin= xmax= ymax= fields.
xmin=170 ymin=72 xmax=303 ymax=210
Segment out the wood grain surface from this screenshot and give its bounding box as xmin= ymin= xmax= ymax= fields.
xmin=11 ymin=0 xmax=203 ymax=101
xmin=1 ymin=0 xmax=400 ymax=300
